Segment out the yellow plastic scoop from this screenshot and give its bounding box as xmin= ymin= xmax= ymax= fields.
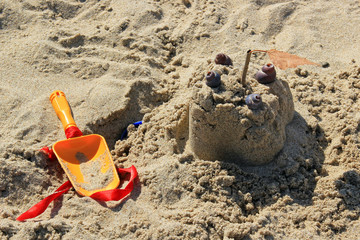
xmin=50 ymin=90 xmax=120 ymax=196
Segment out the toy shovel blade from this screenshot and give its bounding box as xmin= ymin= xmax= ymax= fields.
xmin=50 ymin=90 xmax=120 ymax=197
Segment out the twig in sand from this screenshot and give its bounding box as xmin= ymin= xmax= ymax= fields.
xmin=241 ymin=49 xmax=254 ymax=86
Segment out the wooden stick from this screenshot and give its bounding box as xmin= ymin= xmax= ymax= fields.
xmin=250 ymin=50 xmax=267 ymax=53
xmin=241 ymin=49 xmax=252 ymax=86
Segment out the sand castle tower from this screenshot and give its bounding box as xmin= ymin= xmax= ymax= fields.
xmin=189 ymin=63 xmax=294 ymax=166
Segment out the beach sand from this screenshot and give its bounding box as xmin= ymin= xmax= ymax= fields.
xmin=1 ymin=0 xmax=360 ymax=239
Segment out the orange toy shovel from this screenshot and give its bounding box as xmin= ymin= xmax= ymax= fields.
xmin=50 ymin=90 xmax=120 ymax=197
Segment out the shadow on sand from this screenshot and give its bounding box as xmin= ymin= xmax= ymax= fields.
xmin=218 ymin=110 xmax=327 ymax=213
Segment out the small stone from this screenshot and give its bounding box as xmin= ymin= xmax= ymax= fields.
xmin=245 ymin=203 xmax=254 ymax=211
xmin=171 ymin=73 xmax=180 ymax=79
xmin=321 ymin=62 xmax=330 ymax=68
xmin=182 ymin=0 xmax=191 ymax=7
xmin=295 ymin=68 xmax=309 ymax=77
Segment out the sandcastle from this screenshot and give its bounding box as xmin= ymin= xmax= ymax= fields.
xmin=189 ymin=64 xmax=294 ymax=165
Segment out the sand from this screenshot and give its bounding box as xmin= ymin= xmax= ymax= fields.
xmin=0 ymin=0 xmax=360 ymax=239
xmin=71 ymin=151 xmax=114 ymax=191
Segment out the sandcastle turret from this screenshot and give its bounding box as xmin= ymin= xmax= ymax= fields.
xmin=189 ymin=64 xmax=294 ymax=165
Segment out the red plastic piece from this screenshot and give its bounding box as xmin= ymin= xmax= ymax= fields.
xmin=64 ymin=126 xmax=83 ymax=139
xmin=39 ymin=147 xmax=57 ymax=161
xmin=16 ymin=166 xmax=138 ymax=221
xmin=90 ymin=166 xmax=138 ymax=201
xmin=16 ymin=181 xmax=72 ymax=221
